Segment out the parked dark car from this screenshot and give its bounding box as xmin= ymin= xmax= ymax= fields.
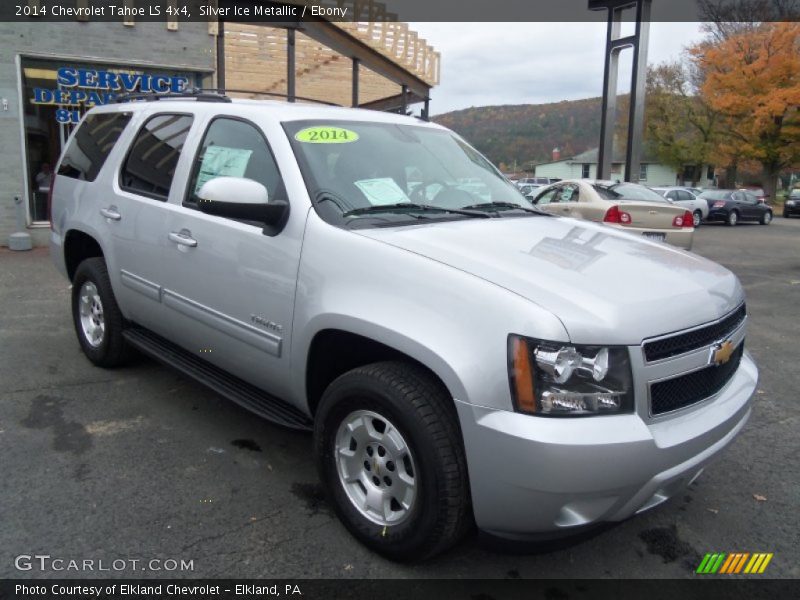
xmin=784 ymin=189 xmax=800 ymax=218
xmin=699 ymin=190 xmax=773 ymax=226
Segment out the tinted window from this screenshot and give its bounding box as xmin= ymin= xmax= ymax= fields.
xmin=699 ymin=190 xmax=732 ymax=200
xmin=58 ymin=112 xmax=131 ymax=182
xmin=121 ymin=114 xmax=193 ymax=200
xmin=677 ymin=190 xmax=694 ymax=201
xmin=186 ymin=118 xmax=284 ymax=205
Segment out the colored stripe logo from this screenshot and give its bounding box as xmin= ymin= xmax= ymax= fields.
xmin=696 ymin=552 xmax=773 ymax=574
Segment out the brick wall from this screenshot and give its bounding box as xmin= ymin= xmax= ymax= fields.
xmin=0 ymin=21 xmax=214 ymax=246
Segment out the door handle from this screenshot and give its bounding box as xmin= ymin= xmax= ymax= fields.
xmin=168 ymin=230 xmax=198 ymax=248
xmin=100 ymin=207 xmax=121 ymax=221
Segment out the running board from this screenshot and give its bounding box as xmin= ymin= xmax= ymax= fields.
xmin=123 ymin=327 xmax=312 ymax=431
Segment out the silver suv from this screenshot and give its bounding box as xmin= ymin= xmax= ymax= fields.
xmin=50 ymin=95 xmax=757 ymax=561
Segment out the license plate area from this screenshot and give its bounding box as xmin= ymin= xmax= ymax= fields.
xmin=642 ymin=232 xmax=666 ymax=242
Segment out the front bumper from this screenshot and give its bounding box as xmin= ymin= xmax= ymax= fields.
xmin=456 ymin=350 xmax=757 ymax=540
xmin=783 ymin=203 xmax=800 ymax=216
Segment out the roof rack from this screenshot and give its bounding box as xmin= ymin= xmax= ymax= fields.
xmin=113 ymin=89 xmax=231 ymax=103
xmin=200 ymin=88 xmax=342 ymax=107
xmin=113 ymin=87 xmax=343 ymax=107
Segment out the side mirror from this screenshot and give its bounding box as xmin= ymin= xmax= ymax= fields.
xmin=196 ymin=177 xmax=288 ymax=228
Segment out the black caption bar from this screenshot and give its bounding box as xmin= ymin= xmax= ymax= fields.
xmin=1 ymin=579 xmax=798 ymax=600
xmin=0 ymin=0 xmax=798 ymax=23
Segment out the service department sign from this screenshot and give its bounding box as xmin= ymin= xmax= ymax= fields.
xmin=31 ymin=66 xmax=191 ymax=124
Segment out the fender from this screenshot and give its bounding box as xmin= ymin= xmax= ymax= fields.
xmin=289 ymin=212 xmax=569 ymax=413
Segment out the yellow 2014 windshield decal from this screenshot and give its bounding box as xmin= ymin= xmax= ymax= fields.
xmin=295 ymin=126 xmax=359 ymax=143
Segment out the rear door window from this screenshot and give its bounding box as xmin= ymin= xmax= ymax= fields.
xmin=120 ymin=114 xmax=194 ymax=201
xmin=57 ymin=112 xmax=132 ymax=182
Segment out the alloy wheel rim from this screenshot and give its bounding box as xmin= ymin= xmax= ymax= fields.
xmin=730 ymin=212 xmax=737 ymax=225
xmin=765 ymin=212 xmax=771 ymax=223
xmin=334 ymin=409 xmax=417 ymax=526
xmin=78 ymin=281 xmax=105 ymax=348
xmin=693 ymin=212 xmax=701 ymax=227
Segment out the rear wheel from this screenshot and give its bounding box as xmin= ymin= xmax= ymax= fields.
xmin=693 ymin=210 xmax=702 ymax=227
xmin=726 ymin=210 xmax=738 ymax=226
xmin=761 ymin=211 xmax=772 ymax=225
xmin=314 ymin=361 xmax=471 ymax=561
xmin=71 ymin=257 xmax=131 ymax=367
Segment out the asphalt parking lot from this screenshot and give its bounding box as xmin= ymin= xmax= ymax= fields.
xmin=1 ymin=217 xmax=798 ymax=580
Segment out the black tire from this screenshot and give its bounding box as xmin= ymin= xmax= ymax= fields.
xmin=726 ymin=210 xmax=738 ymax=226
xmin=760 ymin=210 xmax=772 ymax=225
xmin=314 ymin=361 xmax=471 ymax=561
xmin=693 ymin=210 xmax=702 ymax=227
xmin=71 ymin=257 xmax=132 ymax=367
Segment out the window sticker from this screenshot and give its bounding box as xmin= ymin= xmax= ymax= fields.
xmin=354 ymin=178 xmax=410 ymax=206
xmin=295 ymin=126 xmax=359 ymax=144
xmin=194 ymin=146 xmax=253 ymax=193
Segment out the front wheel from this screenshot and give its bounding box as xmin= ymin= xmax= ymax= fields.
xmin=314 ymin=361 xmax=471 ymax=561
xmin=71 ymin=257 xmax=132 ymax=367
xmin=726 ymin=210 xmax=738 ymax=226
xmin=761 ymin=211 xmax=772 ymax=225
xmin=693 ymin=211 xmax=702 ymax=227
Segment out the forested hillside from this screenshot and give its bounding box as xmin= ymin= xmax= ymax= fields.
xmin=434 ymin=96 xmax=630 ymax=169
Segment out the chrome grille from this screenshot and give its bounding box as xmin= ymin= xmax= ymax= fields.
xmin=643 ymin=305 xmax=746 ymax=362
xmin=649 ymin=343 xmax=744 ymax=415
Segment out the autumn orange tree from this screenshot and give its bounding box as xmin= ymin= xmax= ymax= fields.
xmin=690 ymin=22 xmax=800 ymax=200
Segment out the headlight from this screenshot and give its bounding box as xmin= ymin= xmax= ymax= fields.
xmin=508 ymin=335 xmax=634 ymax=416
xmin=787 ymin=200 xmax=796 ymax=206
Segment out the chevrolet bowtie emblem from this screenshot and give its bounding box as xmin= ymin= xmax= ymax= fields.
xmin=711 ymin=340 xmax=735 ymax=365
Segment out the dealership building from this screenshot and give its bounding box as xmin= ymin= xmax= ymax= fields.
xmin=0 ymin=14 xmax=439 ymax=246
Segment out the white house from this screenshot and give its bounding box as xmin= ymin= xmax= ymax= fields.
xmin=534 ymin=148 xmax=715 ymax=187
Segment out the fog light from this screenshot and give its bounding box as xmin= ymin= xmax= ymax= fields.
xmin=540 ymin=389 xmax=622 ymax=414
xmin=534 ymin=346 xmax=580 ymax=383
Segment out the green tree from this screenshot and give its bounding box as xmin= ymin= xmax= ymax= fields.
xmin=645 ymin=61 xmax=721 ymax=185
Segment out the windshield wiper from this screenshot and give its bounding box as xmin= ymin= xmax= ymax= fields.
xmin=461 ymin=201 xmax=547 ymax=215
xmin=342 ymin=202 xmax=489 ymax=219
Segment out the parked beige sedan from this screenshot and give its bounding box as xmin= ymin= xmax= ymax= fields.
xmin=530 ymin=180 xmax=695 ymax=249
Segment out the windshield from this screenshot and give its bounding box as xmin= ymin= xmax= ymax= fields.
xmin=283 ymin=120 xmax=536 ymax=227
xmin=592 ymin=182 xmax=669 ymax=203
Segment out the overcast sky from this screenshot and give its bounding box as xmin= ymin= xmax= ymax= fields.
xmin=410 ymin=22 xmax=704 ymax=115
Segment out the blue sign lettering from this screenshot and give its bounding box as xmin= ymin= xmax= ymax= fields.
xmin=32 ymin=66 xmax=191 ymax=121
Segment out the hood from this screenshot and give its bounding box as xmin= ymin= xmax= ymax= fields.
xmin=356 ymin=216 xmax=743 ymax=345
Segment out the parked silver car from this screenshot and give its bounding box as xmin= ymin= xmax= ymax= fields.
xmin=50 ymin=95 xmax=757 ymax=560
xmin=651 ymin=186 xmax=710 ymax=226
